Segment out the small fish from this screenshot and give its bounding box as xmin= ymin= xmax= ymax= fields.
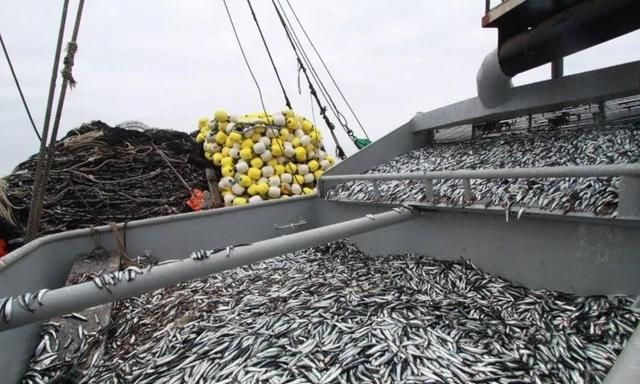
xmin=63 ymin=313 xmax=88 ymax=322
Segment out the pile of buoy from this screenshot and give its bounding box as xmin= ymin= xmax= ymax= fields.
xmin=196 ymin=110 xmax=336 ymax=206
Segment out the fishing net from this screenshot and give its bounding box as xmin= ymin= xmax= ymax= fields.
xmin=196 ymin=109 xmax=336 ymax=206
xmin=5 ymin=121 xmax=208 ymax=236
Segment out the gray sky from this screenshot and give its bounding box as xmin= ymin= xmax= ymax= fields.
xmin=1 ymin=1 xmax=639 ymax=176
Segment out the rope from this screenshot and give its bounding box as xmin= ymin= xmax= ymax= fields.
xmin=26 ymin=0 xmax=85 ymax=242
xmin=25 ymin=0 xmax=71 ymax=241
xmin=0 ymin=32 xmax=41 ymax=141
xmin=270 ymin=0 xmax=346 ymax=160
xmin=221 ymin=0 xmax=300 ymax=182
xmin=61 ymin=41 xmax=78 ymax=88
xmin=275 ymin=0 xmax=358 ymax=143
xmin=151 ymin=143 xmax=192 ymax=193
xmin=283 ymin=0 xmax=370 ymax=140
xmin=221 ymin=0 xmax=267 ymax=113
xmin=246 ymin=0 xmax=292 ymax=110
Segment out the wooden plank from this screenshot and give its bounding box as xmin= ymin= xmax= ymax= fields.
xmin=205 ymin=168 xmax=222 ymax=208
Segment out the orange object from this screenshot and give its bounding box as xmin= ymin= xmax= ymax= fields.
xmin=186 ymin=189 xmax=204 ymax=211
xmin=0 ymin=238 xmax=7 ymax=257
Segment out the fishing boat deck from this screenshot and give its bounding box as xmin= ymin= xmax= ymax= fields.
xmin=21 ymin=240 xmax=640 ymax=383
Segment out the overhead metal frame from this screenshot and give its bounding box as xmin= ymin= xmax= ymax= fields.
xmin=325 ymin=61 xmax=640 ymax=178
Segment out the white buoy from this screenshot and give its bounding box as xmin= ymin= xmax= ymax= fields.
xmin=284 ymin=145 xmax=295 ymax=158
xmin=269 ymin=175 xmax=281 ymax=187
xmin=281 ymin=173 xmax=293 ymax=184
xmin=231 ymin=183 xmax=245 ymax=196
xmin=262 ymin=166 xmax=275 ymax=178
xmin=268 ymin=186 xmax=281 ymax=198
xmin=260 ymin=149 xmax=272 ymax=162
xmin=304 ymin=173 xmax=314 ymax=184
xmin=249 ymin=195 xmax=263 ymax=204
xmin=298 ymin=164 xmax=310 ymax=175
xmin=235 ymin=160 xmax=249 ymax=174
xmin=253 ymin=142 xmax=266 ymax=154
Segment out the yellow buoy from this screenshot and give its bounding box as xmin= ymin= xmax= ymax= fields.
xmin=221 ymin=156 xmax=233 ymax=168
xmin=239 ymin=174 xmax=252 ymax=187
xmin=214 ymin=110 xmax=229 ymax=122
xmin=215 ymin=131 xmax=227 ymax=145
xmin=294 ymin=147 xmax=307 ymax=162
xmin=241 ymin=138 xmax=254 ymax=149
xmin=233 ymin=197 xmax=248 ymax=205
xmin=271 ymin=139 xmax=284 ymax=157
xmin=248 ymin=167 xmax=262 ymax=180
xmin=256 ymin=182 xmax=269 ymax=195
xmin=274 ymin=164 xmax=285 ymax=176
xmin=228 ymin=131 xmax=242 ymax=144
xmin=308 ymin=160 xmax=319 ymax=172
xmin=313 ymin=169 xmax=324 ymax=180
xmin=301 ymin=119 xmax=313 ymax=133
xmin=221 ymin=166 xmax=234 ymax=177
xmin=212 ymin=153 xmax=223 ymax=166
xmin=240 ymin=148 xmax=253 ymax=160
xmin=250 ymin=157 xmax=264 ymax=169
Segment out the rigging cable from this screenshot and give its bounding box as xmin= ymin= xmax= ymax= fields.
xmin=221 ymin=0 xmax=267 ymax=113
xmin=274 ymin=0 xmax=370 ymax=149
xmin=270 ymin=0 xmax=346 ymax=159
xmin=25 ymin=0 xmax=71 ymax=241
xmin=246 ymin=0 xmax=292 ymax=110
xmin=221 ymin=0 xmax=300 ymax=183
xmin=26 ymin=0 xmax=86 ymax=241
xmin=275 ymin=2 xmax=345 ymax=133
xmin=0 ymin=32 xmax=41 ymax=141
xmin=283 ymin=0 xmax=370 ymax=141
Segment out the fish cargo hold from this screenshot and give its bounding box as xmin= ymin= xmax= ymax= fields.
xmin=2 ymin=1 xmax=640 ymax=383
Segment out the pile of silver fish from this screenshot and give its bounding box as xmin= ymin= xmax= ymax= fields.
xmin=325 ymin=126 xmax=640 ymax=215
xmin=22 ymin=241 xmax=639 ymax=384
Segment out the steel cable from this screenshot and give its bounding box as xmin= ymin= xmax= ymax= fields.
xmin=246 ymin=0 xmax=292 ymax=110
xmin=0 ymin=32 xmax=41 ymax=141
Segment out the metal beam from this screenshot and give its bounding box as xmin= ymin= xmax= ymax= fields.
xmin=415 ymin=60 xmax=640 ymax=132
xmin=498 ymin=0 xmax=640 ymax=77
xmin=320 ymin=163 xmax=640 ymax=184
xmin=0 ymin=207 xmax=414 ymax=332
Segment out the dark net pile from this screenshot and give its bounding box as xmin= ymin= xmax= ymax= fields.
xmin=5 ymin=121 xmax=208 ymax=236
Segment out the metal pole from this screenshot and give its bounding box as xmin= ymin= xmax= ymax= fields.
xmin=320 ymin=164 xmax=640 ymax=183
xmin=0 ymin=207 xmax=414 ymax=331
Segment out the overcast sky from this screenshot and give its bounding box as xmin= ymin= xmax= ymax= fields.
xmin=1 ymin=1 xmax=639 ymax=176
